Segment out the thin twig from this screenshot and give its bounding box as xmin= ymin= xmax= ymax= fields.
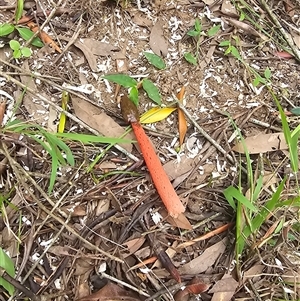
xmin=99 ymin=272 xmax=151 ymax=298
xmin=52 ymin=15 xmax=83 ymax=64
xmin=1 ymin=144 xmax=124 ymax=263
xmin=260 ymin=0 xmax=300 ymax=61
xmin=23 ymin=0 xmax=65 ymax=48
xmin=0 ymin=70 xmax=139 ymax=162
xmin=175 ymin=100 xmax=236 ymax=165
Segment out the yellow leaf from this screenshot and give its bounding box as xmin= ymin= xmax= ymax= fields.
xmin=58 ymin=91 xmax=69 ymax=133
xmin=140 ymin=107 xmax=176 ymax=124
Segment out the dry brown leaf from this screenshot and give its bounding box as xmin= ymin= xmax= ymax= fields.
xmin=174 ymin=277 xmax=210 ymax=301
xmin=74 ymin=258 xmax=93 ymax=276
xmin=47 ymin=105 xmax=58 ymax=132
xmin=0 ymin=101 xmax=6 ymax=125
xmin=77 ymin=282 xmax=143 ymax=301
xmin=232 ymin=132 xmax=288 ymax=154
xmin=178 ymin=108 xmax=187 ymax=146
xmin=221 ymin=0 xmax=238 ymax=17
xmin=59 ymin=36 xmax=124 ymax=72
xmin=19 ymin=61 xmax=49 ymax=124
xmin=291 ymin=31 xmax=300 ymax=48
xmin=177 ymin=87 xmax=187 ymax=146
xmin=72 ymin=97 xmax=133 ymax=153
xmin=210 ymin=274 xmax=238 ymax=301
xmin=149 ymin=20 xmax=168 ymax=57
xmin=122 ymin=237 xmax=146 ymax=258
xmin=224 ymin=18 xmax=268 ymax=40
xmin=242 ymin=264 xmax=264 ymax=284
xmin=169 ymin=212 xmax=192 ymax=230
xmin=130 ymin=11 xmax=153 ymax=27
xmin=209 ymin=275 xmax=238 ymax=293
xmin=163 ymin=155 xmax=200 ymax=181
xmin=179 ymin=238 xmax=227 ymax=275
xmin=61 ymin=204 xmax=86 ymax=217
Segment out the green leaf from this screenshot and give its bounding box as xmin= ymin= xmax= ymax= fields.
xmin=239 ymin=11 xmax=245 ymax=21
xmin=207 ymin=25 xmax=221 ymax=37
xmin=0 ymin=247 xmax=15 ymax=296
xmin=194 ymin=19 xmax=201 ymax=32
xmin=219 ymin=40 xmax=231 ymax=47
xmin=21 ymin=47 xmax=32 ymax=57
xmin=15 ymin=27 xmax=44 ymax=47
xmin=9 ymin=40 xmax=20 ymax=50
xmin=223 ymin=186 xmax=257 ymax=212
xmin=13 ymin=49 xmax=22 ymax=58
xmin=0 ymin=24 xmax=15 ymax=37
xmin=15 ymin=27 xmax=34 ymax=41
xmin=184 ymin=52 xmax=197 ymax=65
xmin=142 ymin=79 xmax=161 ymax=105
xmin=129 ymin=86 xmax=139 ymax=106
xmin=230 ymin=46 xmax=242 ymax=60
xmin=47 ymin=132 xmax=75 ymax=166
xmin=15 ymin=0 xmax=24 ymax=22
xmin=252 ymin=76 xmax=260 ymax=87
xmin=224 ymin=46 xmax=232 ymax=55
xmin=103 ymin=74 xmax=137 ymax=88
xmin=48 ymin=152 xmax=59 ymax=194
xmin=187 ymin=29 xmax=200 ymax=37
xmin=143 ymin=52 xmax=166 ymax=70
xmin=30 ymin=37 xmax=44 ymax=48
xmin=264 ymin=66 xmax=271 ymax=79
xmin=290 ymin=107 xmax=300 ymax=116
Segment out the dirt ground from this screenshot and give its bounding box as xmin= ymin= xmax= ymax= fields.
xmin=0 ymin=0 xmax=300 ymax=300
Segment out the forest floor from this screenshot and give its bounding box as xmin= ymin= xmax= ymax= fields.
xmin=0 ymin=0 xmax=300 ymax=300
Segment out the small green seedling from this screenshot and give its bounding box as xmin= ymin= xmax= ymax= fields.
xmin=9 ymin=40 xmax=32 ymax=59
xmin=103 ymin=74 xmax=162 ymax=106
xmin=219 ymin=39 xmax=272 ymax=87
xmin=184 ymin=19 xmax=221 ymax=65
xmin=0 ymin=24 xmax=44 ymax=47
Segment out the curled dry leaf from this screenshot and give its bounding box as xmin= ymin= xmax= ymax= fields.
xmin=149 ymin=20 xmax=169 ymax=57
xmin=232 ymin=132 xmax=288 ymax=154
xmin=77 ymin=282 xmax=143 ymax=301
xmin=210 ymin=274 xmax=238 ymax=301
xmin=177 ymin=87 xmax=187 ymax=146
xmin=156 ymin=250 xmax=181 ymax=283
xmin=174 ymin=277 xmax=210 ymax=301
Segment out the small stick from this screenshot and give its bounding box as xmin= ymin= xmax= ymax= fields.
xmin=176 ymin=100 xmax=236 ymax=165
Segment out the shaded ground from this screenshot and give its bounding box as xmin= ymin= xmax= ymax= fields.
xmin=0 ymin=0 xmax=300 ymax=300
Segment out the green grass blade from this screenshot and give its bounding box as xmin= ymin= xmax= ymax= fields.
xmin=242 ymin=177 xmax=286 ymax=239
xmin=224 ymin=186 xmax=257 ymax=212
xmin=55 ymin=133 xmax=133 ymax=144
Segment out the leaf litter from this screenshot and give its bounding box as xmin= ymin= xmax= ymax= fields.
xmin=0 ymin=0 xmax=300 ymax=300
